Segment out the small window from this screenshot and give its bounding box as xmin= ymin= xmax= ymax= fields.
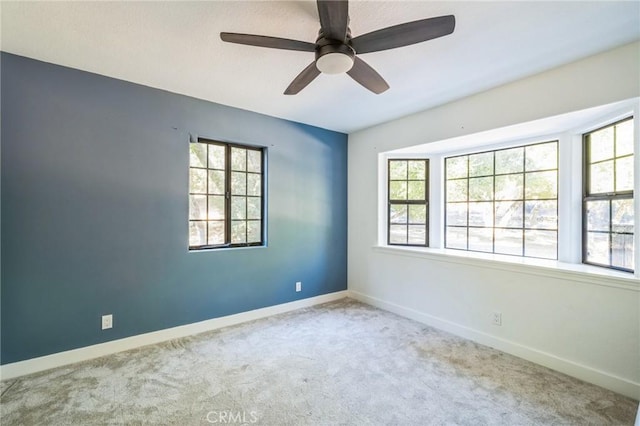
xmin=388 ymin=159 xmax=429 ymax=246
xmin=445 ymin=141 xmax=558 ymax=259
xmin=189 ymin=139 xmax=264 ymax=250
xmin=583 ymin=117 xmax=634 ymax=271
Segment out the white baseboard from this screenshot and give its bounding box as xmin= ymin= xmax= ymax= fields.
xmin=0 ymin=291 xmax=348 ymax=381
xmin=348 ymin=290 xmax=640 ymax=401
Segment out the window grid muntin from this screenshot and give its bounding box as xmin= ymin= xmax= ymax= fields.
xmin=388 ymin=159 xmax=429 ymax=247
xmin=445 ymin=141 xmax=559 ymax=259
xmin=189 ymin=139 xmax=264 ymax=250
xmin=583 ymin=117 xmax=634 ymax=272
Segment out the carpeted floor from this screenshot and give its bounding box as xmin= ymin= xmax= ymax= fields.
xmin=1 ymin=298 xmax=638 ymax=425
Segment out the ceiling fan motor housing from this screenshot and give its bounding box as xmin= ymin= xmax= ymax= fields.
xmin=315 ymin=34 xmax=355 ymax=74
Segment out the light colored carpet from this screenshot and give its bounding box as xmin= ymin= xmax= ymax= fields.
xmin=1 ymin=298 xmax=637 ymax=425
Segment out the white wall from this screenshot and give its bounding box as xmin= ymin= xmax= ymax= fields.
xmin=348 ymin=41 xmax=640 ymax=399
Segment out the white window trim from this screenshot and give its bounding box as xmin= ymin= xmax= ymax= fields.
xmin=378 ymin=99 xmax=640 ymax=282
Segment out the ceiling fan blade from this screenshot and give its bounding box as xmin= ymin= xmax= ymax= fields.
xmin=347 ymin=57 xmax=389 ymax=94
xmin=284 ymin=62 xmax=321 ymax=95
xmin=220 ymin=33 xmax=316 ymax=52
xmin=351 ymin=15 xmax=455 ymax=54
xmin=317 ymin=0 xmax=349 ymax=42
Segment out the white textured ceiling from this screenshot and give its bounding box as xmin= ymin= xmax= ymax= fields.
xmin=1 ymin=1 xmax=639 ymax=133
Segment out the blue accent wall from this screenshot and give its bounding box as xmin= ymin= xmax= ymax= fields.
xmin=0 ymin=53 xmax=348 ymax=364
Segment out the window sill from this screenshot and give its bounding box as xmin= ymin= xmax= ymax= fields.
xmin=189 ymin=244 xmax=266 ymax=253
xmin=372 ymin=245 xmax=639 ymax=292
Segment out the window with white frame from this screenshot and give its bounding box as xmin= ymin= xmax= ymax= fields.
xmin=380 ymin=102 xmax=638 ymax=276
xmin=583 ymin=117 xmax=634 ymax=271
xmin=189 ymin=139 xmax=264 ymax=250
xmin=445 ymin=141 xmax=558 ymax=259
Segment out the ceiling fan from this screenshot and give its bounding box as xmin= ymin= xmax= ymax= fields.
xmin=220 ymin=0 xmax=455 ymax=95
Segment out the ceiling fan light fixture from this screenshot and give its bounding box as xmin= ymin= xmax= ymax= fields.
xmin=315 ymin=42 xmax=356 ymax=74
xmin=316 ymin=52 xmax=354 ymax=74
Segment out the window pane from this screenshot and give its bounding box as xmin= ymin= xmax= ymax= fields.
xmin=390 ymin=204 xmax=407 ymax=224
xmin=231 ymin=172 xmax=246 ymax=195
xmin=589 ymin=160 xmax=614 ymax=194
xmin=388 ymin=158 xmax=428 ymax=247
xmin=189 ymin=169 xmax=207 ymax=194
xmin=247 ymin=150 xmax=261 ymax=173
xmin=583 ymin=119 xmax=634 ymax=271
xmin=389 ymin=161 xmax=407 ymax=180
xmin=615 ymin=156 xmax=634 ymax=192
xmin=446 ymin=156 xmax=467 ymax=179
xmin=390 ymin=181 xmax=407 ymax=200
xmin=208 ymin=170 xmax=225 ymax=195
xmin=407 ymin=181 xmax=425 ymax=200
xmin=616 ymin=120 xmax=634 ymax=157
xmin=231 ymin=221 xmax=247 ymax=244
xmin=495 ymin=147 xmax=524 ymax=174
xmin=589 ymin=127 xmax=614 ymax=163
xmin=469 ymin=202 xmax=493 ymax=227
xmin=390 ymin=225 xmax=407 ymax=244
xmin=408 ymin=161 xmax=426 ymax=180
xmin=446 ymin=227 xmax=467 ymax=249
xmin=495 ymin=229 xmax=522 ymax=256
xmin=408 ymin=225 xmax=427 ymax=245
xmin=247 ymin=220 xmax=261 ymax=243
xmin=612 ymin=234 xmax=634 ymax=270
xmin=231 ymin=147 xmax=246 ymax=171
xmin=247 ymin=174 xmax=261 ymax=196
xmin=586 ymin=200 xmax=610 ymax=232
xmin=408 ymin=205 xmax=426 ymax=224
xmin=208 ymin=144 xmax=225 ymax=169
xmin=190 ymin=143 xmax=207 ymax=168
xmin=447 ymin=180 xmax=467 ymax=202
xmin=525 ymin=171 xmax=557 ymax=199
xmin=189 ymin=195 xmax=206 ymax=220
xmin=495 ymin=174 xmax=523 ymax=200
xmin=189 ymin=221 xmax=206 ymax=246
xmin=247 ymin=197 xmax=261 ymax=220
xmin=495 ymin=201 xmax=523 ymax=228
xmin=586 ymin=232 xmax=609 ymax=265
xmin=469 ymin=177 xmax=493 ymax=201
xmin=468 ymin=228 xmax=493 ymax=252
xmin=231 ymin=196 xmax=246 ymax=220
xmin=207 ymin=221 xmax=225 ymax=245
xmin=525 ymin=142 xmax=557 ymax=171
xmin=447 ymin=203 xmax=467 ymax=226
xmin=189 ymin=141 xmax=264 ymax=250
xmin=524 ymin=230 xmax=556 ymax=259
xmin=445 ymin=142 xmax=556 ymax=259
xmin=469 ymin=152 xmax=493 ymax=177
xmin=524 ymin=200 xmax=557 ymax=230
xmin=612 ymin=199 xmax=634 ymax=234
xmin=208 ymin=196 xmax=225 ymax=220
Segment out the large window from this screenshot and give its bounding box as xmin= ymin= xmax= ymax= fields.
xmin=388 ymin=159 xmax=429 ymax=246
xmin=189 ymin=139 xmax=264 ymax=250
xmin=583 ymin=118 xmax=634 ymax=271
xmin=445 ymin=141 xmax=558 ymax=259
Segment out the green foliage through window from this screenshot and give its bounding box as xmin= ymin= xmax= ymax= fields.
xmin=189 ymin=139 xmax=264 ymax=249
xmin=445 ymin=141 xmax=559 ymax=259
xmin=583 ymin=117 xmax=634 ymax=271
xmin=388 ymin=159 xmax=429 ymax=246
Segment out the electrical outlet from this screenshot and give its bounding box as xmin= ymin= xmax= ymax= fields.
xmin=102 ymin=314 xmax=113 ymax=330
xmin=295 ymin=281 xmax=302 ymax=292
xmin=492 ymin=312 xmax=502 ymax=326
